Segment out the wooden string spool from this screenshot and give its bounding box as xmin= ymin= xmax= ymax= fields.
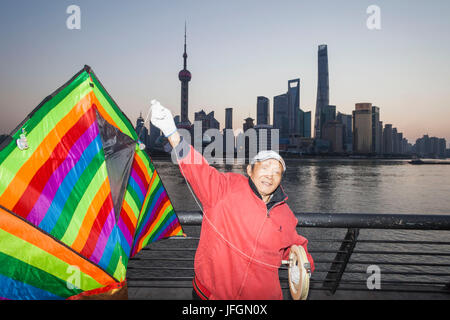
xmin=287 ymin=245 xmax=311 ymax=300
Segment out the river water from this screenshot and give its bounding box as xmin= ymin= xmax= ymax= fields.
xmin=128 ymin=158 xmax=450 ymax=299
xmin=154 ymin=157 xmax=450 ymax=215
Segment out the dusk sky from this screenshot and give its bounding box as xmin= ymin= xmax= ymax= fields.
xmin=1 ymin=0 xmax=449 ymax=145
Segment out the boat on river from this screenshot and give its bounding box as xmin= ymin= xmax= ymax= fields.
xmin=409 ymin=159 xmax=450 ymax=165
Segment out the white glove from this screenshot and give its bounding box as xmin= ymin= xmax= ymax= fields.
xmin=150 ymin=99 xmax=177 ymax=137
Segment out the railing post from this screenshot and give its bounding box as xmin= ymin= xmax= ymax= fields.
xmin=323 ymin=228 xmax=360 ymax=295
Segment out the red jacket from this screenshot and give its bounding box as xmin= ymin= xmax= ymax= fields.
xmin=174 ymin=139 xmax=314 ymax=300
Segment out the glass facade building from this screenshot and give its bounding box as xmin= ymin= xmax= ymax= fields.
xmin=314 ymin=44 xmax=330 ymax=138
xmin=256 ymin=96 xmax=270 ymax=125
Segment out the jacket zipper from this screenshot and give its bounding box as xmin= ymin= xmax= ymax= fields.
xmin=236 ymin=198 xmax=287 ymax=298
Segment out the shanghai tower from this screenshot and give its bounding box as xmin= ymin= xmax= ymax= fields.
xmin=314 ymin=44 xmax=329 ymax=138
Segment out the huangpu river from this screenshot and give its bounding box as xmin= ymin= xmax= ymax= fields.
xmin=153 ymin=158 xmax=450 ymax=215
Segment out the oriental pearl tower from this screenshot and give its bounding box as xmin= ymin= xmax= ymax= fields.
xmin=178 ymin=24 xmax=192 ymax=127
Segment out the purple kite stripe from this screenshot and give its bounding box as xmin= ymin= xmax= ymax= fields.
xmin=136 ymin=190 xmax=167 ymax=242
xmin=117 ymin=215 xmax=133 ymax=247
xmin=156 ymin=217 xmax=178 ymax=241
xmin=26 ymin=121 xmax=99 ymax=226
xmin=130 ymin=168 xmax=146 ymax=197
xmin=89 ymin=207 xmax=115 ymax=264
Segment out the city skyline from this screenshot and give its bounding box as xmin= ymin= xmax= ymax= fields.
xmin=1 ymin=1 xmax=450 ymax=146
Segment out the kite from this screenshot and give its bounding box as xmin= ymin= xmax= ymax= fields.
xmin=0 ymin=65 xmax=184 ymax=300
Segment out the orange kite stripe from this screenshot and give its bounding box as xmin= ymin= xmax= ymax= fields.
xmin=0 ymin=92 xmax=95 ymax=210
xmin=71 ymin=178 xmax=111 ymax=252
xmin=135 ymin=201 xmax=171 ymax=253
xmin=0 ymin=207 xmax=114 ymax=286
xmin=135 ymin=153 xmax=151 ymax=184
xmin=122 ymin=200 xmax=138 ymax=229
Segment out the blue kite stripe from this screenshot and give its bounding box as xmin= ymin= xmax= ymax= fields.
xmin=133 ymin=187 xmax=164 ymax=243
xmin=0 ymin=274 xmax=63 ymax=300
xmin=152 ymin=212 xmax=177 ymax=242
xmin=38 ymin=135 xmax=103 ymax=233
xmin=128 ymin=175 xmax=145 ymax=204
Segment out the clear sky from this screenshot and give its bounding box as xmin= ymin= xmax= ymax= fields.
xmin=1 ymin=0 xmax=449 ymax=145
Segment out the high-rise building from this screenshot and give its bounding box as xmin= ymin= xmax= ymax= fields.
xmin=257 ymin=96 xmax=270 ymax=125
xmin=415 ymin=134 xmax=444 ymax=157
xmin=314 ymin=44 xmax=330 ymax=138
xmin=299 ymin=109 xmax=304 ymax=138
xmin=398 ymin=132 xmax=404 ymax=154
xmin=392 ymin=127 xmax=399 ymax=154
xmin=243 ymin=117 xmax=255 ymax=132
xmin=371 ymin=106 xmax=381 ymax=154
xmin=135 ymin=113 xmax=149 ymax=146
xmin=322 ymin=120 xmax=343 ymax=153
xmin=223 ymin=108 xmax=234 ymax=158
xmin=194 ymin=110 xmax=220 ymax=131
xmin=378 ymin=121 xmax=383 ymax=154
xmin=431 ymin=137 xmax=441 ymax=156
xmin=254 ymin=124 xmax=276 ymax=153
xmin=243 ymin=117 xmax=256 ymax=158
xmin=352 ymin=103 xmax=372 ymax=154
xmin=439 ymin=138 xmax=446 ymax=157
xmin=225 ymin=108 xmax=233 ymax=129
xmin=288 ymin=79 xmax=300 ymax=137
xmin=273 ymin=93 xmax=289 ymax=140
xmin=337 ymin=112 xmax=353 ymax=152
xmin=321 ymin=105 xmax=336 ymax=131
xmin=275 ymin=79 xmax=311 ymax=145
xmin=303 ymin=111 xmax=311 ymax=138
xmin=423 ymin=134 xmax=431 ymax=154
xmin=148 ymin=122 xmax=161 ymax=149
xmin=178 ymin=24 xmax=192 ymax=126
xmin=383 ymin=124 xmax=393 ymax=154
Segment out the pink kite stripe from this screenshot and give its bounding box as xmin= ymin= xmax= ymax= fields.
xmin=117 ymin=215 xmax=133 ymax=247
xmin=89 ymin=207 xmax=116 ymax=264
xmin=134 ymin=190 xmax=167 ymax=245
xmin=130 ymin=168 xmax=146 ymax=198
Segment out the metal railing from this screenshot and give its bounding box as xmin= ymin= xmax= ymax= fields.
xmin=127 ymin=211 xmax=450 ymax=299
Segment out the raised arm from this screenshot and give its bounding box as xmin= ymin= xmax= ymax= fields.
xmin=150 ymin=100 xmax=229 ymax=209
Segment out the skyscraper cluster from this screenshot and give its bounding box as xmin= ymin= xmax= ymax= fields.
xmin=414 ymin=135 xmax=447 ymax=158
xmin=272 ymin=79 xmax=312 ymax=149
xmin=132 ymin=31 xmax=448 ymax=158
xmin=351 ymin=103 xmax=410 ymax=155
xmin=314 ymin=45 xmax=413 ymax=156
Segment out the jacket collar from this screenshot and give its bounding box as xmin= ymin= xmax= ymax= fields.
xmin=248 ymin=177 xmax=288 ymax=210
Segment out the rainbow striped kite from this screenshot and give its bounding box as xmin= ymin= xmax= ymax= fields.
xmin=0 ymin=65 xmax=183 ymax=300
